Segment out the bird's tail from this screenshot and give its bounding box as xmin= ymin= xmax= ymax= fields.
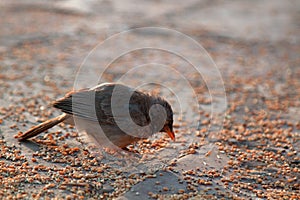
xmin=17 ymin=113 xmax=69 ymax=141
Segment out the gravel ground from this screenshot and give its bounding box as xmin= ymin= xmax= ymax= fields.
xmin=0 ymin=0 xmax=299 ymax=199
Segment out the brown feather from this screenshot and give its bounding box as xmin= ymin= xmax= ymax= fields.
xmin=17 ymin=113 xmax=70 ymax=141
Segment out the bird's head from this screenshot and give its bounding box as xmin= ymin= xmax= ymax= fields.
xmin=156 ymin=98 xmax=175 ymax=141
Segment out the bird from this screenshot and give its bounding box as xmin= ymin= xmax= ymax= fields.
xmin=16 ymin=83 xmax=175 ymax=149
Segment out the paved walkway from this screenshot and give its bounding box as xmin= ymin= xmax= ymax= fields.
xmin=0 ymin=0 xmax=299 ymax=199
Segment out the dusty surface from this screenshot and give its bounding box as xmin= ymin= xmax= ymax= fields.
xmin=0 ymin=0 xmax=299 ymax=199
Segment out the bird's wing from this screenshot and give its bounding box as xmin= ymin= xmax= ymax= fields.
xmin=52 ymin=88 xmax=103 ymax=123
xmin=52 ymin=84 xmax=150 ymax=126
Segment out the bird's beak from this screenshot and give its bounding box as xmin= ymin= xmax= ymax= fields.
xmin=164 ymin=125 xmax=175 ymax=141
